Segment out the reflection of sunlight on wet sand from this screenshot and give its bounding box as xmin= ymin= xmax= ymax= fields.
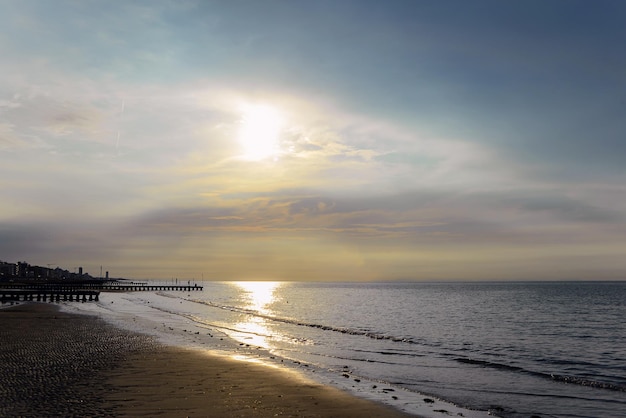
xmin=230 ymin=282 xmax=282 ymax=349
xmin=233 ymin=317 xmax=271 ymax=348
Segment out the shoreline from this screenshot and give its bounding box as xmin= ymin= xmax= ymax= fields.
xmin=105 ymin=344 xmax=415 ymax=417
xmin=57 ymin=290 xmax=492 ymax=418
xmin=1 ymin=302 xmax=412 ymax=417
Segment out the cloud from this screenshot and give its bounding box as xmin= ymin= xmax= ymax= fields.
xmin=0 ymin=123 xmax=27 ymax=150
xmin=502 ymin=195 xmax=624 ymax=224
xmin=1 ymin=0 xmax=626 ymax=280
xmin=117 ymin=183 xmax=626 ymax=252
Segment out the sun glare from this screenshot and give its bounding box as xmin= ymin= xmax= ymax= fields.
xmin=235 ymin=281 xmax=281 ymax=313
xmin=237 ymin=104 xmax=285 ymax=160
xmin=230 ymin=281 xmax=282 ymax=349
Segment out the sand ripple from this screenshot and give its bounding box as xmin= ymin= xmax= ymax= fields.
xmin=0 ymin=303 xmax=157 ymax=417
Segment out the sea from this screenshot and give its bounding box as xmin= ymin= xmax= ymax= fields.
xmin=63 ymin=281 xmax=626 ymax=418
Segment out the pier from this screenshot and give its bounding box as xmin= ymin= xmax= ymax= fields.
xmin=0 ymin=289 xmax=100 ymax=304
xmin=0 ymin=280 xmax=202 ymax=304
xmin=1 ymin=258 xmax=204 ymax=306
xmin=98 ymin=284 xmax=202 ymax=292
xmin=0 ymin=283 xmax=203 ymax=292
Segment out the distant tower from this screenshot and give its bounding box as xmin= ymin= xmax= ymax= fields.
xmin=105 ymin=271 xmax=109 ymax=279
xmin=79 ymin=267 xmax=83 ymax=276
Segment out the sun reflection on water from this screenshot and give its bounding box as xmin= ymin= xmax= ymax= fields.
xmin=236 ymin=281 xmax=281 ymax=314
xmin=230 ymin=281 xmax=282 ymax=349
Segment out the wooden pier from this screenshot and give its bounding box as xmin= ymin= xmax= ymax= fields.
xmin=0 ymin=283 xmax=203 ymax=292
xmin=98 ymin=284 xmax=202 ymax=292
xmin=0 ymin=282 xmax=203 ymax=305
xmin=0 ymin=289 xmax=100 ymax=304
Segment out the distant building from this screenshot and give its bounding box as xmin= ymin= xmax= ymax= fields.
xmin=0 ymin=259 xmax=97 ymax=281
xmin=31 ymin=265 xmax=49 ymax=279
xmin=17 ymin=261 xmax=30 ymax=278
xmin=0 ymin=261 xmax=17 ymax=279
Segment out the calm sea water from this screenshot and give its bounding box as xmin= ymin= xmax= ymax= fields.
xmin=69 ymin=281 xmax=626 ymax=417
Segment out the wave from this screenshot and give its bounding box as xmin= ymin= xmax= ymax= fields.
xmin=187 ymin=297 xmax=422 ymax=344
xmin=164 ymin=294 xmax=626 ymax=395
xmin=454 ymin=358 xmax=524 ymax=372
xmin=547 ymin=374 xmax=626 ymax=392
xmin=453 ymin=357 xmax=626 ymax=393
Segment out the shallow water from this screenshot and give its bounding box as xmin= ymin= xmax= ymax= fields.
xmin=66 ymin=281 xmax=626 ymax=418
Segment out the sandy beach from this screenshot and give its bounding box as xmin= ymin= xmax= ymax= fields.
xmin=0 ymin=303 xmax=413 ymax=417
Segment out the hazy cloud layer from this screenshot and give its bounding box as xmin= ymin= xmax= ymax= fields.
xmin=1 ymin=0 xmax=625 ymax=280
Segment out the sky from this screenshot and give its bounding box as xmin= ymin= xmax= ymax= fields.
xmin=1 ymin=0 xmax=625 ymax=281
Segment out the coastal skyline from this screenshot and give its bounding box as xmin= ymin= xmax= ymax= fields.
xmin=1 ymin=0 xmax=625 ymax=281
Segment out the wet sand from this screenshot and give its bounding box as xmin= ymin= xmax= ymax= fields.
xmin=0 ymin=303 xmax=413 ymax=417
xmin=0 ymin=302 xmax=156 ymax=417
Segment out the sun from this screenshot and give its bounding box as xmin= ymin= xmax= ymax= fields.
xmin=237 ymin=103 xmax=285 ymax=160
